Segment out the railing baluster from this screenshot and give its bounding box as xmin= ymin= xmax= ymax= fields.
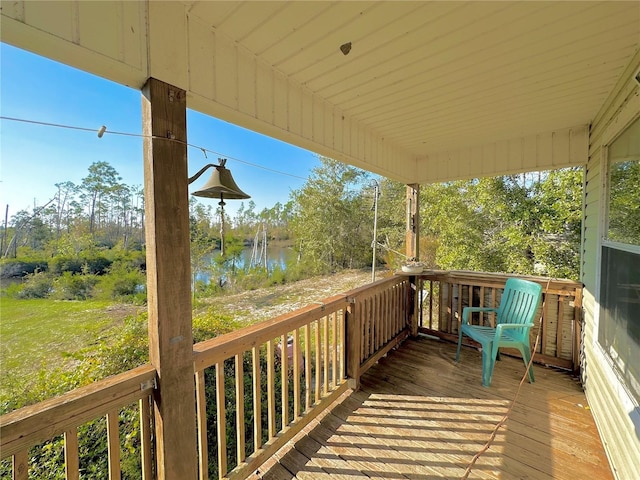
xmin=267 ymin=340 xmax=276 ymax=439
xmin=375 ymin=294 xmax=380 ymax=349
xmin=314 ymin=320 xmax=321 ymax=403
xmin=339 ymin=310 xmax=345 ymax=381
xmin=370 ymin=297 xmax=376 ymax=354
xmin=541 ymin=292 xmax=549 ymax=354
xmin=293 ymin=328 xmax=301 ymax=420
xmin=557 ymin=296 xmax=565 ymax=358
xmin=323 ymin=316 xmax=329 ymax=395
xmin=386 ymin=288 xmax=391 ymax=342
xmin=252 ymin=346 xmax=261 ymax=452
xmin=394 ymin=284 xmax=399 ymax=334
xmin=429 ymin=280 xmax=434 ymax=330
xmin=382 ymin=290 xmax=387 ymax=344
xmin=215 ymin=362 xmax=227 ymax=479
xmin=304 ymin=324 xmax=311 ymax=412
xmin=139 ymin=396 xmax=153 ymax=480
xmin=358 ymin=300 xmax=365 ymax=363
xmin=457 ymin=283 xmax=463 ymax=326
xmin=363 ymin=299 xmax=370 ymax=359
xmin=480 ymin=286 xmax=485 ymax=326
xmin=491 ymin=287 xmax=497 ymax=326
xmin=195 ymin=371 xmax=208 ymax=480
xmin=379 ymin=292 xmax=384 ymax=345
xmin=281 ymin=334 xmax=289 ymax=428
xmin=235 ymin=354 xmax=245 ymax=464
xmin=12 ymin=450 xmax=28 ymax=480
xmin=106 ymin=410 xmax=121 ymax=480
xmin=64 ymin=428 xmax=79 ymax=480
xmin=331 ymin=312 xmax=338 ymax=388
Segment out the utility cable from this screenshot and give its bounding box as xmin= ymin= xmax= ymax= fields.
xmin=0 ymin=116 xmax=307 ymax=180
xmin=460 ymin=277 xmax=553 ymax=480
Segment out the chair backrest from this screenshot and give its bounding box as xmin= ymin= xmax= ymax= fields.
xmin=496 ymin=278 xmax=543 ymax=339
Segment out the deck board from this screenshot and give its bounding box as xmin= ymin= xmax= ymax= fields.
xmin=258 ymin=336 xmax=613 ymax=479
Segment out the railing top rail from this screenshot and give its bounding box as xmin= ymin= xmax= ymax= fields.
xmin=416 ymin=270 xmax=582 ymax=292
xmin=193 ymin=293 xmax=349 ymax=372
xmin=193 ymin=276 xmax=410 ymax=372
xmin=0 ymin=364 xmax=156 ymax=459
xmin=341 ymin=275 xmax=409 ymax=300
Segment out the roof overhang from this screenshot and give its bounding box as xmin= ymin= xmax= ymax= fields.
xmin=2 ymin=1 xmax=638 ymax=184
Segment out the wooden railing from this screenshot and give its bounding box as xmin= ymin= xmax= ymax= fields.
xmin=0 ymin=364 xmax=156 ymax=480
xmin=2 ymin=271 xmax=577 ymax=478
xmin=191 ymin=275 xmax=410 ymax=479
xmin=192 ymin=292 xmax=350 ymax=480
xmin=0 ymin=275 xmax=412 ymax=479
xmin=415 ymin=270 xmax=583 ymax=371
xmin=346 ymin=275 xmax=411 ymax=386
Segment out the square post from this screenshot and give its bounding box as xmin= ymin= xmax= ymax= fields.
xmin=142 ymin=77 xmax=197 ymax=479
xmin=405 ymin=184 xmax=420 ymax=260
xmin=406 ymin=184 xmax=420 ymax=336
xmin=345 ymin=300 xmax=361 ymax=390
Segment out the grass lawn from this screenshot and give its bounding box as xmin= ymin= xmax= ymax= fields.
xmin=0 ymin=297 xmax=140 ymax=397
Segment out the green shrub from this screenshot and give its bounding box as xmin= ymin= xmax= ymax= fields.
xmin=15 ymin=271 xmax=54 ymax=299
xmin=79 ymin=254 xmax=112 ymax=275
xmin=53 ymin=272 xmax=98 ymax=300
xmin=192 ymin=309 xmax=242 ymax=343
xmin=111 ymin=250 xmax=146 ymax=271
xmin=49 ymin=254 xmax=112 ymax=276
xmin=268 ymin=265 xmax=286 ymax=286
xmin=0 ymin=258 xmax=49 ymax=278
xmin=48 ymin=256 xmax=83 ymax=275
xmin=98 ymin=269 xmax=146 ymax=301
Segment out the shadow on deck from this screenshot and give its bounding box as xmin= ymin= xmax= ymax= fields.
xmin=256 ymin=336 xmax=612 ymax=480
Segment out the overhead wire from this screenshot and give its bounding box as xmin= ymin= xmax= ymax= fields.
xmin=0 ymin=115 xmax=307 ymax=180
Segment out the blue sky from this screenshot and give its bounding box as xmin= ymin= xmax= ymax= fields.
xmin=0 ymin=43 xmax=320 ymax=220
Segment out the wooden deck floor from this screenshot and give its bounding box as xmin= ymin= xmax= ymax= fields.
xmin=255 ymin=336 xmax=612 ymax=480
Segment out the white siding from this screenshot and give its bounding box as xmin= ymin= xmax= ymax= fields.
xmin=581 ymin=48 xmax=640 ymax=480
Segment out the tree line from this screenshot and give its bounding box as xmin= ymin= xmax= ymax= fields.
xmin=1 ymin=158 xmax=585 ymax=284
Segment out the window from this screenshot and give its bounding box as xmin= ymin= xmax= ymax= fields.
xmin=599 ymin=116 xmax=640 ymax=403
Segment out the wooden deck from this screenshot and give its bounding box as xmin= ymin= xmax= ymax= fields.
xmin=255 ymin=336 xmax=612 ymax=480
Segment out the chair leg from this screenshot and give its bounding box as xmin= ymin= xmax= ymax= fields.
xmin=521 ymin=346 xmax=535 ymax=383
xmin=481 ymin=345 xmax=493 ymax=387
xmin=456 ymin=330 xmax=463 ymax=362
xmin=488 ymin=341 xmax=501 ymax=386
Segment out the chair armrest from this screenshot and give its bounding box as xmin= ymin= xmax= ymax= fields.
xmin=496 ymin=323 xmax=535 ymax=334
xmin=462 ymin=307 xmax=498 ymax=325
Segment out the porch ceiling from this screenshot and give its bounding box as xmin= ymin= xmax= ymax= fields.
xmin=2 ymin=1 xmax=639 ymax=183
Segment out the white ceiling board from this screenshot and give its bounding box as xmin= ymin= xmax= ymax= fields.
xmin=3 ymin=1 xmax=638 ymax=184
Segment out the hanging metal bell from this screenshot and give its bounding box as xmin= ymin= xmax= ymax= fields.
xmin=191 ymin=160 xmax=250 ymax=200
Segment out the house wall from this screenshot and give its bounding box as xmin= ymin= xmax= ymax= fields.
xmin=581 ymin=48 xmax=640 ymax=480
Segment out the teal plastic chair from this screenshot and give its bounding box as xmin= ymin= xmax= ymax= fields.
xmin=455 ymin=278 xmax=542 ymax=387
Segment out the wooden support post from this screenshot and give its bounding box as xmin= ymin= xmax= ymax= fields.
xmin=405 ymin=184 xmax=420 ymax=260
xmin=406 ymin=184 xmax=420 ymax=336
xmin=573 ymin=287 xmax=583 ymax=375
xmin=142 ymin=77 xmax=197 ymax=479
xmin=345 ymin=301 xmax=361 ymax=390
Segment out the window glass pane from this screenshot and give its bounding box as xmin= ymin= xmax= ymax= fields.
xmin=607 ymin=117 xmax=640 ymax=245
xmin=598 ymin=247 xmax=640 ymax=403
xmin=607 ymin=160 xmax=640 ymax=244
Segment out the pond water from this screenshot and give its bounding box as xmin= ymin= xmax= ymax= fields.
xmin=195 ymin=245 xmax=295 ymax=283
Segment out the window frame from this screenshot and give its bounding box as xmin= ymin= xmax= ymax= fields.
xmin=595 ymin=113 xmax=640 ymax=404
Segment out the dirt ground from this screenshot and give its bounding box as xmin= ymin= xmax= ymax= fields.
xmin=200 ymin=269 xmax=384 ymax=324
